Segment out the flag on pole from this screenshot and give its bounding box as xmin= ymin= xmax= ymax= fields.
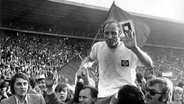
xmin=58 ymin=55 xmax=97 ymax=85
xmin=105 ymin=2 xmax=150 ymax=47
xmin=58 ymin=55 xmax=82 ymax=84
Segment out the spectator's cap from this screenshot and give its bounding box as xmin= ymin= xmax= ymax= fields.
xmin=37 ymin=74 xmax=45 ymax=80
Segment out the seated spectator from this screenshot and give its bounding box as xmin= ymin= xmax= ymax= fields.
xmin=116 ymin=84 xmax=145 ymax=104
xmin=171 ymin=86 xmax=184 ymax=104
xmin=145 ymin=77 xmax=173 ymax=104
xmin=0 ymin=81 xmax=9 ymax=102
xmin=54 ymin=83 xmax=73 ymax=103
xmin=0 ymin=72 xmax=45 ymax=104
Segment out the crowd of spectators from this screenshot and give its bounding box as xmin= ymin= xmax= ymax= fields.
xmin=0 ymin=30 xmax=92 ymax=80
xmin=1 ymin=29 xmax=184 ymax=86
xmin=3 ymin=21 xmax=96 ymax=38
xmin=0 ymin=21 xmax=184 ymax=104
xmin=143 ymin=46 xmax=184 ymax=85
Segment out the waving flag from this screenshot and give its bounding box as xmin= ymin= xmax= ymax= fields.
xmin=58 ymin=55 xmax=97 ymax=85
xmin=105 ymin=2 xmax=150 ymax=47
xmin=58 ymin=55 xmax=82 ymax=84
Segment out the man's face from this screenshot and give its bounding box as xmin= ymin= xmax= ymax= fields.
xmin=56 ymin=87 xmax=68 ymax=102
xmin=37 ymin=79 xmax=46 ymax=91
xmin=104 ymin=22 xmax=120 ymax=48
xmin=79 ymin=88 xmax=95 ymax=104
xmin=145 ymin=84 xmax=163 ymax=104
xmin=14 ymin=78 xmax=29 ymax=97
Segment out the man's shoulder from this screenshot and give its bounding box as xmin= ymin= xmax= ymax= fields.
xmin=27 ymin=93 xmax=43 ymax=100
xmin=1 ymin=95 xmax=15 ymax=104
xmin=93 ymin=41 xmax=105 ymax=45
xmin=27 ymin=94 xmax=45 ymax=104
xmin=28 ymin=89 xmax=39 ymax=94
xmin=28 ymin=93 xmax=42 ymax=97
xmin=92 ymin=41 xmax=106 ymax=48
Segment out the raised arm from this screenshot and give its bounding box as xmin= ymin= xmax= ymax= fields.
xmin=122 ymin=30 xmax=153 ymax=67
xmin=77 ymin=56 xmax=95 ymax=78
xmin=131 ymin=46 xmax=153 ymax=67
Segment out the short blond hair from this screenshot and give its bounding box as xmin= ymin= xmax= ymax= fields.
xmin=146 ymin=77 xmax=173 ymax=104
xmin=172 ymin=86 xmax=183 ymax=101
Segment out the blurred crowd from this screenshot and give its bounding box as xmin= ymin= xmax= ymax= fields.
xmin=0 ymin=30 xmax=92 ymax=80
xmin=0 ymin=23 xmax=184 ymax=104
xmin=1 ymin=29 xmax=184 ymax=85
xmin=143 ymin=46 xmax=184 ymax=85
xmin=3 ymin=21 xmax=95 ymax=38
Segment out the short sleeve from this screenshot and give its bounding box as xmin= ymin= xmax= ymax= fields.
xmin=89 ymin=42 xmax=99 ymax=61
xmin=131 ymin=51 xmax=142 ymax=66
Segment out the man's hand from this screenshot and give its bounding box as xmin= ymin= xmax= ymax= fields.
xmin=122 ymin=30 xmax=153 ymax=67
xmin=77 ymin=66 xmax=91 ymax=85
xmin=122 ymin=30 xmax=137 ymax=49
xmin=45 ymin=71 xmax=55 ymax=88
xmin=77 ymin=66 xmax=88 ymax=78
xmin=45 ymin=71 xmax=55 ymax=94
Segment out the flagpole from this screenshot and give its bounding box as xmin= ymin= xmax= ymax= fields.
xmin=77 ymin=53 xmax=83 ymax=61
xmin=91 ymin=26 xmax=101 ymax=45
xmin=75 ymin=50 xmax=83 ymax=60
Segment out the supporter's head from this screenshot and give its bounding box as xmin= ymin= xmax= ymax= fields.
xmin=55 ymin=83 xmax=72 ymax=102
xmin=145 ymin=77 xmax=173 ymax=104
xmin=79 ymin=86 xmax=98 ymax=104
xmin=36 ymin=74 xmax=46 ymax=91
xmin=29 ymin=77 xmax=36 ymax=89
xmin=103 ymin=20 xmax=122 ymax=48
xmin=0 ymin=75 xmax=5 ymax=80
xmin=172 ymin=86 xmax=183 ymax=101
xmin=117 ymin=84 xmax=145 ymax=104
xmin=0 ymin=75 xmax=5 ymax=84
xmin=177 ymin=82 xmax=184 ymax=88
xmin=0 ymin=81 xmax=8 ymax=95
xmin=10 ymin=73 xmax=29 ymax=97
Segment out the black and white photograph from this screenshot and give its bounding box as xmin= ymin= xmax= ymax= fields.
xmin=0 ymin=0 xmax=184 ymax=104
